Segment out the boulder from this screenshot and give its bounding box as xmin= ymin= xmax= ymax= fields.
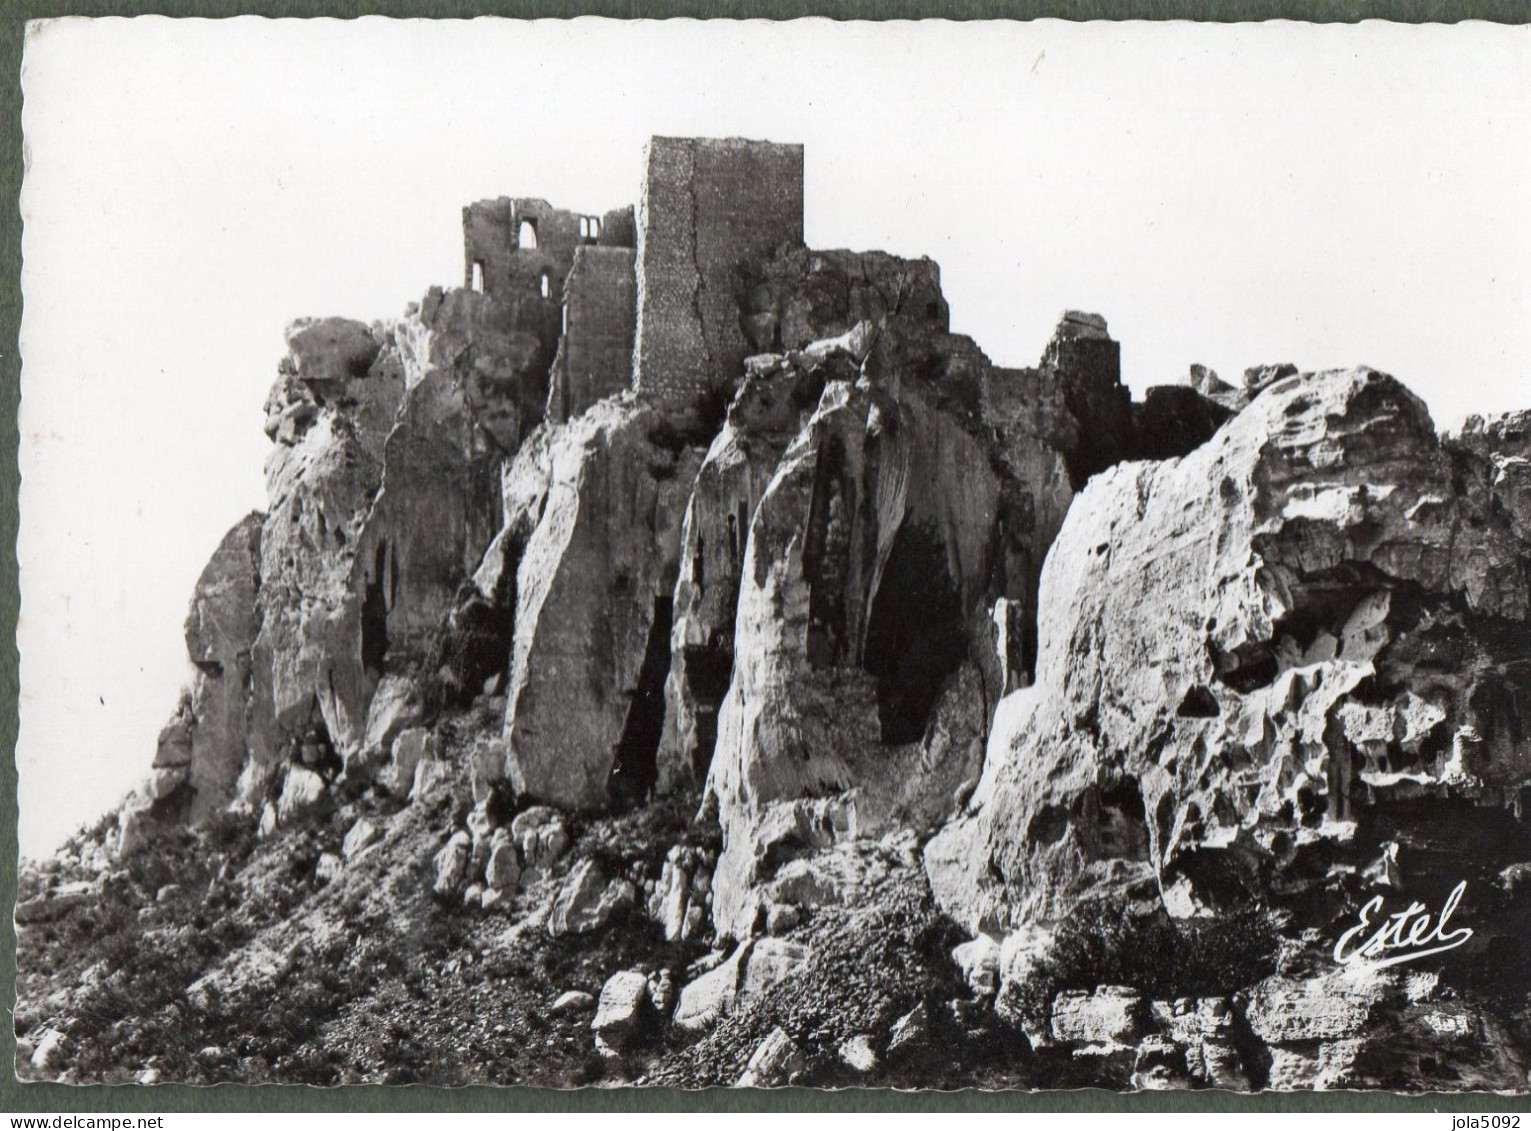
xmin=147 ymin=766 xmax=188 ymax=801
xmin=672 ymin=940 xmax=753 ymax=1033
xmin=739 ymin=938 xmax=810 ymax=1001
xmin=838 ymin=1033 xmax=879 ymax=1075
xmin=1130 ymin=1036 xmax=1192 ymax=1090
xmin=887 ymin=1001 xmax=931 ymax=1059
xmin=551 ymin=990 xmax=595 ymax=1015
xmin=30 ymin=1030 xmax=65 ymax=1075
xmin=342 ymin=818 xmax=380 ymax=860
xmin=284 ymin=317 xmax=382 ymax=388
xmin=591 ymin=970 xmax=650 ymax=1055
xmin=410 ymin=757 xmax=451 ymax=801
xmin=361 ymin=675 xmax=424 ymax=764
xmin=737 ymin=1026 xmax=805 ymax=1088
xmin=484 ymin=831 xmax=522 ymax=892
xmin=1245 ymin=972 xmax=1384 ymax=1045
xmin=275 ymin=766 xmax=326 ymax=825
xmin=670 ymin=937 xmax=809 ymax=1034
xmin=510 ymin=806 xmax=570 ymax=874
xmin=392 ymin=728 xmax=436 ymax=794
xmin=952 ymin=935 xmax=1001 ymax=997
xmin=1049 ymin=987 xmax=1146 ymax=1051
xmin=431 ymin=831 xmax=472 ymax=898
xmin=14 ymin=882 xmax=96 ymax=926
xmin=547 ymin=860 xmax=636 ymax=937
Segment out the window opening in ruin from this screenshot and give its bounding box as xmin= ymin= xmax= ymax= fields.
xmin=578 ymin=216 xmax=590 ymax=239
xmin=609 ymin=596 xmax=673 ymax=809
xmin=589 ymin=216 xmax=601 ymax=239
xmin=539 ymin=271 xmax=553 ymax=300
xmin=471 ymin=261 xmax=485 ymax=292
xmin=518 ymin=218 xmax=539 ymax=249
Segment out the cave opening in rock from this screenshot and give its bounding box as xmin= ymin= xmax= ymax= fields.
xmin=679 ymin=639 xmax=735 ymax=781
xmin=361 ymin=540 xmax=390 ymax=680
xmin=610 ymin=595 xmax=673 ymax=808
xmin=293 ymin=697 xmax=344 ymax=783
xmin=421 ymin=534 xmax=523 ymax=713
xmin=863 ymin=519 xmax=967 ymax=745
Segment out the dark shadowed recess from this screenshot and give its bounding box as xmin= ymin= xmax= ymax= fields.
xmin=610 ymin=596 xmax=674 ymax=808
xmin=863 ymin=519 xmax=967 ymax=745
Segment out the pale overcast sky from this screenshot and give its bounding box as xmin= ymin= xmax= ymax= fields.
xmin=17 ymin=18 xmax=1531 ymax=857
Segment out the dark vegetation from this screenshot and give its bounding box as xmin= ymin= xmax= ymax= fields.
xmin=1002 ymin=897 xmax=1282 ymax=1029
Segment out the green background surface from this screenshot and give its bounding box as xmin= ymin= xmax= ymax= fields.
xmin=1 ymin=2 xmax=1528 ymax=1113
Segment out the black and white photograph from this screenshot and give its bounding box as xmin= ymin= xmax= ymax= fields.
xmin=13 ymin=16 xmax=1531 ymax=1094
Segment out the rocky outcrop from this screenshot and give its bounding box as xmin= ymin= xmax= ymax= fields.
xmin=159 ymin=513 xmax=264 ymax=816
xmin=1449 ymin=409 xmax=1531 ymax=543
xmin=927 ymin=368 xmax=1531 ymax=951
xmin=246 ymin=317 xmax=405 ymax=792
xmin=55 ymin=135 xmax=1531 ymax=1093
xmin=117 ymin=512 xmax=264 ymax=853
xmin=350 ymin=297 xmax=514 ymax=698
xmin=496 ymin=398 xmax=705 ymax=810
xmin=244 ymin=289 xmax=545 ymax=816
xmin=696 ymin=309 xmax=1127 ymax=937
xmin=656 ymin=346 xmax=838 ymax=792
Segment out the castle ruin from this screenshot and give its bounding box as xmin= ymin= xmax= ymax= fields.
xmin=462 ymin=136 xmax=806 ymax=432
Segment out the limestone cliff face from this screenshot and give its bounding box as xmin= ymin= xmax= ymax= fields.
xmin=694 ymin=299 xmax=1232 ymax=937
xmin=249 ymin=327 xmax=398 ymax=789
xmin=119 ymin=511 xmax=265 ymax=852
xmin=497 ymin=398 xmax=705 ymax=810
xmin=128 ymin=288 xmax=544 ymax=849
xmin=925 ymin=368 xmax=1531 ymax=946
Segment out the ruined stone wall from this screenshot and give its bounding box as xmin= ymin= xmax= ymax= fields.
xmin=547 ymin=246 xmax=637 ymax=424
xmin=597 ymin=205 xmax=637 ymax=249
xmin=633 ymin=137 xmax=805 ymax=425
xmin=463 ymin=196 xmax=632 ymax=303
